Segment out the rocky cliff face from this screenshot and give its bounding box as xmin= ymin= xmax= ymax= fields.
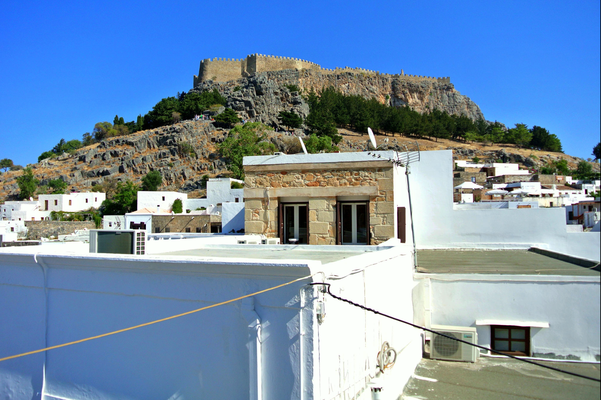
xmin=194 ymin=69 xmax=484 ymax=127
xmin=0 ymin=121 xmax=230 ymax=200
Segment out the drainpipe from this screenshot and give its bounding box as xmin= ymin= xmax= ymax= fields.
xmin=405 ymin=166 xmax=418 ymax=269
xmin=33 ymin=253 xmax=50 ymax=397
xmin=242 ymin=298 xmax=263 ymax=400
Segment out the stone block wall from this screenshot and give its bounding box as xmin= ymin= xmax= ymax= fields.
xmin=244 ymin=162 xmax=396 ymax=245
xmin=25 ymin=221 xmax=96 ymax=240
xmin=194 ymin=54 xmax=450 ymax=87
xmin=195 ymin=58 xmax=244 ymax=86
xmin=152 ymin=214 xmax=221 ymax=233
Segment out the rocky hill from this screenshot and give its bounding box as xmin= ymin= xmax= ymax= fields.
xmin=192 ymin=68 xmax=484 ymax=128
xmin=0 ymin=71 xmax=596 ymax=201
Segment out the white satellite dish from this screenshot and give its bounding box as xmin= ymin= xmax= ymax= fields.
xmin=367 ymin=127 xmax=377 ymax=150
xmin=299 ymin=136 xmax=308 ymax=155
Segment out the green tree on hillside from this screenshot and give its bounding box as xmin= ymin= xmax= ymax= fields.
xmin=93 ymin=122 xmax=118 ymax=141
xmin=48 ymin=178 xmax=68 ymax=194
xmin=574 ymin=161 xmax=593 ymax=180
xmin=219 ymin=122 xmax=276 ymax=179
xmin=278 ymin=111 xmax=303 ymax=131
xmin=141 ymin=170 xmax=162 ymax=191
xmin=214 ymin=108 xmax=240 ymax=128
xmin=0 ymin=158 xmax=13 ymax=172
xmin=101 ymin=181 xmax=139 ymax=215
xmin=593 ymin=142 xmax=601 ymax=162
xmin=17 ymin=167 xmax=39 ymax=199
xmin=506 ymin=123 xmax=532 ymax=148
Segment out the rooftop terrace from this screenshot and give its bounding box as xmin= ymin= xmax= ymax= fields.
xmin=416 ymin=249 xmax=600 ymax=276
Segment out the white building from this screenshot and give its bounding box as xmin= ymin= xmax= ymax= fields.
xmin=184 ymin=178 xmax=244 ymax=212
xmin=1 ymin=200 xmax=49 ymax=222
xmin=136 ymin=191 xmax=187 ymax=212
xmin=39 ymin=192 xmax=105 ymax=212
xmin=1 ymin=193 xmax=105 ymax=223
xmin=0 ymin=221 xmax=22 ymax=242
xmin=455 ymin=160 xmax=531 ymax=177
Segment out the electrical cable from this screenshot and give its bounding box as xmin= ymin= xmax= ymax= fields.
xmin=0 ymin=273 xmax=315 ymax=363
xmin=312 ymin=282 xmax=601 ymax=383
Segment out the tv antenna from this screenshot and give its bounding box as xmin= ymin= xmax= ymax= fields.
xmin=366 ymin=127 xmax=421 ymax=167
xmin=299 ymin=136 xmax=308 ymax=155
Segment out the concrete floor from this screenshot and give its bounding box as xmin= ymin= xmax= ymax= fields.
xmin=401 ymin=357 xmax=600 ymax=400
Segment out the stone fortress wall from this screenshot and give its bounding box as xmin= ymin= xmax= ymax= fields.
xmin=194 ymin=54 xmax=450 ymax=87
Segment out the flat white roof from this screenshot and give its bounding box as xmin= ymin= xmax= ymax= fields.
xmin=243 ymin=150 xmax=400 ymax=166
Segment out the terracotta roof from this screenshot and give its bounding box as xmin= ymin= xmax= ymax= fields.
xmin=130 ymin=207 xmax=171 ymax=214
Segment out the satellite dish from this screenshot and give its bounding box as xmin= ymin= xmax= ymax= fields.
xmin=299 ymin=136 xmax=308 ymax=155
xmin=367 ymin=127 xmax=377 ymax=150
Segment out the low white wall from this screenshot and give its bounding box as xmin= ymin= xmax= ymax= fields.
xmin=417 ymin=274 xmax=600 ymax=361
xmin=411 ymin=151 xmax=601 ymax=261
xmin=222 ymin=202 xmax=245 ymax=233
xmin=312 ymin=247 xmax=421 ymax=399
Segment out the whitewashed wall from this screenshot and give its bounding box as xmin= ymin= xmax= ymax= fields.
xmin=39 ymin=193 xmax=105 ymax=212
xmin=102 ymin=215 xmax=125 ymax=230
xmin=222 ymin=202 xmax=245 ymax=233
xmin=416 ymin=274 xmax=600 ymax=361
xmin=137 ymin=191 xmax=187 ymax=211
xmin=314 ymin=247 xmax=422 ymax=399
xmin=0 ymin=245 xmax=420 ymax=400
xmin=410 ymin=151 xmax=601 ymax=261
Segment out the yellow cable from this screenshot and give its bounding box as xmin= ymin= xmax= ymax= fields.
xmin=0 ymin=274 xmax=314 ymax=363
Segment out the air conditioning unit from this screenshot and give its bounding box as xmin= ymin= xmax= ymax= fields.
xmin=89 ymin=230 xmax=146 ymax=255
xmin=430 ymin=325 xmax=478 ymax=362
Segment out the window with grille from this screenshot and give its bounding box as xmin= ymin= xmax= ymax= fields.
xmin=491 ymin=325 xmax=530 ymax=356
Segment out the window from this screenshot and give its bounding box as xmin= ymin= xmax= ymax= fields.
xmin=155 ymin=227 xmax=161 ymax=233
xmin=86 ymin=198 xmax=89 ymax=203
xmin=279 ymin=203 xmax=308 ymax=244
xmin=210 ymin=224 xmax=222 ymax=233
xmin=185 ymin=227 xmax=191 ymax=233
xmin=337 ymin=201 xmax=369 ymax=245
xmin=165 ymin=227 xmax=170 ymax=233
xmin=196 ymin=227 xmax=202 ymax=233
xmin=491 ymin=325 xmax=530 ymax=356
xmin=54 ymin=200 xmax=58 ymax=206
xmin=162 ymin=196 xmax=165 ymax=201
xmin=69 ymin=200 xmax=72 ymax=206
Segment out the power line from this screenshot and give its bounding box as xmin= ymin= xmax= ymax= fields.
xmin=312 ymin=282 xmax=601 ymax=383
xmin=0 ymin=274 xmax=315 ymax=363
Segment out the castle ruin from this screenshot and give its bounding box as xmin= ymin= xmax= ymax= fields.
xmin=193 ymin=54 xmax=450 ymax=87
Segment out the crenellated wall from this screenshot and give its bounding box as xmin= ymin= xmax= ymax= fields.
xmin=193 ymin=54 xmax=449 ymax=86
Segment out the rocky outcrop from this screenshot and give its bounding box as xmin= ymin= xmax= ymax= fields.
xmin=0 ymin=120 xmax=231 ymax=200
xmin=193 ymin=69 xmax=484 ymax=126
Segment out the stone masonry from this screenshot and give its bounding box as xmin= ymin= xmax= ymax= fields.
xmin=244 ymin=160 xmax=395 ymax=245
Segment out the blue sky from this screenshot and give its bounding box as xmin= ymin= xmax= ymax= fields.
xmin=1 ymin=0 xmax=599 ymax=167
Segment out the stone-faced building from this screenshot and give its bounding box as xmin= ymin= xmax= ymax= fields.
xmin=243 ymin=151 xmax=412 ymax=245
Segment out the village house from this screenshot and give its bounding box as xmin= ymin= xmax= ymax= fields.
xmin=243 ymin=152 xmax=410 ymax=246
